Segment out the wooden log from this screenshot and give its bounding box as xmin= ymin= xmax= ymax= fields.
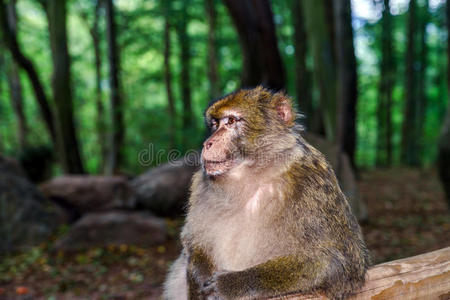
xmin=276 ymin=247 xmax=450 ymax=300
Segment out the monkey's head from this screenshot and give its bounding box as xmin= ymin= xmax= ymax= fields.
xmin=202 ymin=86 xmax=297 ymax=177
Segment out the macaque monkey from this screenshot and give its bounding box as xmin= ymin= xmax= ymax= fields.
xmin=164 ymin=87 xmax=369 ymax=300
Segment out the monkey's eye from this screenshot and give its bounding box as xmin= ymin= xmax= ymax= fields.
xmin=211 ymin=119 xmax=218 ymax=130
xmin=226 ymin=116 xmax=236 ymax=125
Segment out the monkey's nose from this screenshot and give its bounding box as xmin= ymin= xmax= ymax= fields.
xmin=204 ymin=141 xmax=213 ymax=150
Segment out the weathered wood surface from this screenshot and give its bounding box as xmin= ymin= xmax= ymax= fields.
xmin=276 ymin=247 xmax=450 ymax=300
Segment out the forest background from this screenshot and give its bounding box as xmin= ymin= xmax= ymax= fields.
xmin=0 ymin=0 xmax=449 ymax=175
xmin=1 ymin=0 xmax=450 ymax=298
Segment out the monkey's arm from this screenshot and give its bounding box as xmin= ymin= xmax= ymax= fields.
xmin=202 ymin=255 xmax=331 ymax=299
xmin=187 ymin=247 xmax=216 ymax=299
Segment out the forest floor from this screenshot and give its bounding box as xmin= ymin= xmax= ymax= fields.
xmin=0 ymin=168 xmax=449 ymax=300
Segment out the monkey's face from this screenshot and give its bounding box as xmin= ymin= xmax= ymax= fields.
xmin=201 ymin=113 xmax=243 ymax=176
xmin=202 ymin=87 xmax=296 ymax=177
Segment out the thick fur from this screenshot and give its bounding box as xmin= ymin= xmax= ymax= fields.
xmin=163 ymin=251 xmax=188 ymax=300
xmin=164 ymin=87 xmax=369 ymax=300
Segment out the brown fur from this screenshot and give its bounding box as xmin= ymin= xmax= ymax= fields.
xmin=163 ymin=87 xmax=369 ymax=300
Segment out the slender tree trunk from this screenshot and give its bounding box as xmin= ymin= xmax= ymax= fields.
xmin=46 ymin=0 xmax=84 ymax=174
xmin=438 ymin=0 xmax=450 ymax=208
xmin=437 ymin=43 xmax=447 ymax=124
xmin=79 ymin=0 xmax=106 ymax=172
xmin=415 ymin=0 xmax=429 ymax=165
xmin=223 ymin=0 xmax=285 ymax=90
xmin=439 ymin=107 xmax=450 ymax=208
xmin=401 ymin=0 xmax=418 ymax=166
xmin=377 ymin=0 xmax=395 ymax=166
xmin=92 ymin=1 xmax=106 ymax=172
xmin=376 ymin=92 xmax=387 ymax=166
xmin=333 ymin=0 xmax=358 ymax=169
xmin=163 ymin=0 xmax=176 ymax=149
xmin=0 ymin=43 xmax=4 ymax=152
xmin=324 ymin=0 xmax=337 ymax=63
xmin=385 ymin=24 xmax=394 ymax=168
xmin=176 ymin=0 xmax=193 ymax=144
xmin=292 ymin=0 xmax=313 ymax=129
xmin=6 ymin=58 xmax=27 ymax=148
xmin=206 ymin=0 xmax=220 ymax=99
xmin=96 ymin=5 xmax=107 ymax=172
xmin=5 ymin=0 xmax=27 ymax=149
xmin=0 ymin=0 xmax=55 ymax=142
xmin=302 ymin=0 xmax=337 ymax=142
xmin=105 ymin=0 xmax=124 ymax=174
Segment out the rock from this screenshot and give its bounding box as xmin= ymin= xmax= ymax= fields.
xmin=53 ymin=211 xmax=168 ymax=250
xmin=0 ymin=164 xmax=67 ymax=253
xmin=131 ymin=154 xmax=200 ymax=217
xmin=0 ymin=154 xmax=26 ymax=178
xmin=40 ymin=176 xmax=136 ymax=214
xmin=304 ymin=133 xmax=368 ymax=221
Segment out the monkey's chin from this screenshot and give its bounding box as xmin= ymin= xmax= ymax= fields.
xmin=202 ymin=160 xmax=234 ymax=177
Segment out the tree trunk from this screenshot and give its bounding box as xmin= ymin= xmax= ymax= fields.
xmin=5 ymin=0 xmax=27 ymax=149
xmin=79 ymin=1 xmax=106 ymax=173
xmin=438 ymin=0 xmax=450 ymax=208
xmin=92 ymin=0 xmax=106 ymax=172
xmin=0 ymin=44 xmax=4 ymax=152
xmin=176 ymin=0 xmax=193 ymax=144
xmin=377 ymin=0 xmax=395 ymax=166
xmin=163 ymin=0 xmax=176 ymax=149
xmin=89 ymin=1 xmax=107 ymax=173
xmin=0 ymin=0 xmax=55 ymax=142
xmin=46 ymin=0 xmax=84 ymax=174
xmin=105 ymin=0 xmax=124 ymax=174
xmin=6 ymin=58 xmax=27 ymax=149
xmin=324 ymin=0 xmax=336 ymax=63
xmin=292 ymin=0 xmax=313 ymax=129
xmin=384 ymin=7 xmax=394 ymax=168
xmin=415 ymin=0 xmax=429 ymax=165
xmin=302 ymin=0 xmax=337 ymax=142
xmin=439 ymin=109 xmax=450 ymax=208
xmin=401 ymin=0 xmax=419 ymax=166
xmin=223 ymin=0 xmax=285 ymax=91
xmin=206 ymin=0 xmax=220 ymax=100
xmin=333 ymin=0 xmax=358 ymax=169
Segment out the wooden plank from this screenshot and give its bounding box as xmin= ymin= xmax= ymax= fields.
xmin=275 ymin=247 xmax=450 ymax=300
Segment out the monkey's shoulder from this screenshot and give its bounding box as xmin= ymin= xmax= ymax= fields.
xmin=281 ymin=143 xmax=355 ymax=216
xmin=288 ymin=144 xmax=339 ymax=189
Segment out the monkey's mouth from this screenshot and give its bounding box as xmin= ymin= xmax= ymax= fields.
xmin=205 ymin=159 xmax=227 ymax=164
xmin=202 ymin=159 xmax=234 ymax=176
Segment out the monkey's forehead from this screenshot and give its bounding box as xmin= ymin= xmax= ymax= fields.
xmin=205 ymin=95 xmax=246 ymax=119
xmin=205 ymin=86 xmax=274 ymax=119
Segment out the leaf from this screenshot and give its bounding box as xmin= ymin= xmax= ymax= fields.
xmin=15 ymin=286 xmax=29 ymax=295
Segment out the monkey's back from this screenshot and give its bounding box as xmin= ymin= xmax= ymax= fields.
xmin=277 ymin=141 xmax=370 ymax=297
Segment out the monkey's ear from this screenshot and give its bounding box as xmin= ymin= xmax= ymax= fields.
xmin=274 ymin=95 xmax=295 ymax=126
